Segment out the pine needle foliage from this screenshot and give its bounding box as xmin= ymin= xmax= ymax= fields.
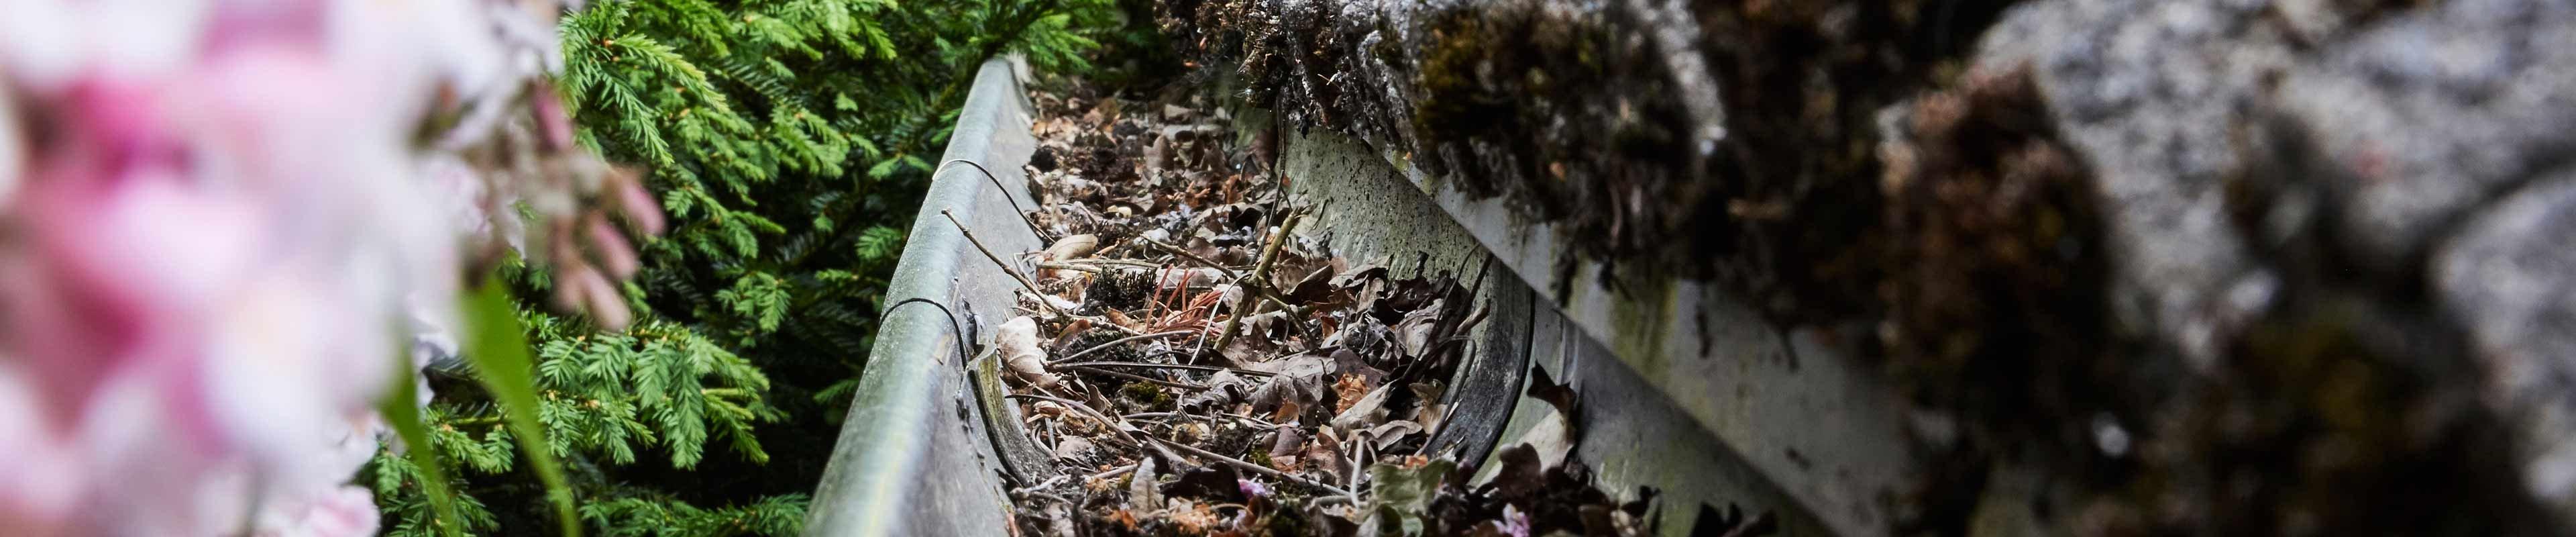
xmin=369 ymin=0 xmax=1126 ymax=534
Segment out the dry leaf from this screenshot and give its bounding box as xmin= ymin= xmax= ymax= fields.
xmin=1030 ymin=401 xmax=1068 ymax=419
xmin=1391 ymin=305 xmax=1444 ymax=358
xmin=1308 ymin=427 xmax=1350 ymax=482
xmin=1040 ymin=234 xmax=1100 ymax=280
xmin=1330 ymin=383 xmax=1392 ymax=431
xmin=1370 ymin=420 xmax=1424 ymax=450
xmin=1409 ymin=382 xmax=1448 ymax=433
xmin=1044 ymin=234 xmax=1101 ymax=260
xmin=1129 ymin=455 xmax=1162 ymax=510
xmin=1269 ymin=400 xmax=1302 ymax=424
xmin=1102 ymin=309 xmax=1144 ymax=332
xmin=997 ymin=316 xmax=1057 ymax=387
xmin=1153 ymin=267 xmax=1227 ymax=291
xmin=1053 ymin=436 xmax=1096 ymax=462
xmin=1173 ymin=422 xmax=1211 ymax=444
xmin=1268 ymin=425 xmax=1305 ymax=469
xmin=1332 ymin=374 xmax=1371 ymax=414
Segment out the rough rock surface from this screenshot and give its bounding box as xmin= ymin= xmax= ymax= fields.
xmin=2438 ymin=173 xmax=2576 ymax=516
xmin=1167 ymin=0 xmax=2576 ymax=533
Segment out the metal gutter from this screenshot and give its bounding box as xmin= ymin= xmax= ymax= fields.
xmin=804 ymin=56 xmax=1040 ymax=537
xmin=808 ymin=55 xmax=1860 ymax=536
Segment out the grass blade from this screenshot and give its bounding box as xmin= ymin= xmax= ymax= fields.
xmin=461 ymin=283 xmax=584 ymax=536
xmin=378 ymin=362 xmax=464 ymax=536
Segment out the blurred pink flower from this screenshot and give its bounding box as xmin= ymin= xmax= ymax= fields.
xmin=0 ymin=0 xmax=596 ymax=534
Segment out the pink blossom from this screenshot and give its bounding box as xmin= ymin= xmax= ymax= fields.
xmin=0 ymin=0 xmax=580 ymax=534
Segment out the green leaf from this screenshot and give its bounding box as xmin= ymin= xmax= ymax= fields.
xmin=377 ymin=360 xmax=462 ymax=537
xmin=867 ymin=156 xmax=902 ymax=179
xmin=462 ymin=282 xmax=583 ymax=536
xmin=1366 ymin=458 xmax=1455 ymax=536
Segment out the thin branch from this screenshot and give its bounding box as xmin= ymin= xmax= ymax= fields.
xmin=940 ymin=208 xmax=1065 ymax=315
xmin=1050 ymin=361 xmax=1277 ymax=377
xmin=1063 ymin=366 xmax=1211 ymax=390
xmin=1051 ymin=330 xmax=1198 ymax=364
xmin=1140 ymin=238 xmax=1242 ymax=281
xmin=1145 ymin=236 xmax=1305 ymax=315
xmin=1006 ymin=393 xmax=1140 ymax=445
xmin=1213 ymin=213 xmax=1303 ymax=354
xmin=1148 ymin=436 xmax=1351 ymax=497
xmin=1085 ymin=463 xmax=1137 ymax=483
xmin=1035 ymin=261 xmax=1105 ymax=274
xmin=1123 ymin=411 xmax=1279 ymax=428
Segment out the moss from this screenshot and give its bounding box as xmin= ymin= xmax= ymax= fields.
xmin=1067 ymin=329 xmax=1148 ymax=362
xmin=1085 ymin=268 xmax=1157 ymax=311
xmin=2074 ymin=301 xmax=2541 ymax=536
xmin=1120 ymin=381 xmax=1177 ymax=412
xmin=1163 ymin=0 xmax=2030 ymax=322
xmin=1878 ymin=64 xmax=2112 ymax=435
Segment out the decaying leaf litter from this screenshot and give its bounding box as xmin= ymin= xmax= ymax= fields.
xmin=929 ymin=76 xmax=1773 ymax=536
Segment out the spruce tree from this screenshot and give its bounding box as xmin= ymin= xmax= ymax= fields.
xmin=367 ymin=0 xmax=1121 ymax=534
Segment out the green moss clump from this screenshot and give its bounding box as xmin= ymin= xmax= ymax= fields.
xmin=1120 ymin=381 xmax=1177 ymax=412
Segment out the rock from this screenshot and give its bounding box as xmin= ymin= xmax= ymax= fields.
xmin=2436 ymin=172 xmax=2576 ymax=523
xmin=1978 ymin=0 xmax=2292 ymax=364
xmin=1159 ymin=0 xmax=2023 ymax=319
xmin=2277 ymin=0 xmax=2576 ymax=273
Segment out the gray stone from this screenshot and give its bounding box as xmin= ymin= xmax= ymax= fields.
xmin=2436 ymin=170 xmax=2576 ymax=521
xmin=2279 ymin=0 xmax=2576 ymax=273
xmin=1978 ymin=0 xmax=2292 ymax=364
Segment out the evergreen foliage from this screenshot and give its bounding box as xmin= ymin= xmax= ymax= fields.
xmin=366 ymin=0 xmax=1135 ymax=533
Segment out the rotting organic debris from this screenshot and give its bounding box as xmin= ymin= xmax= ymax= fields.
xmin=938 ymin=78 xmax=1768 ymax=536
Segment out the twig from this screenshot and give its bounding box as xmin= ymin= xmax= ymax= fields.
xmin=1148 ymin=436 xmax=1352 ymax=497
xmin=1008 ymin=393 xmax=1140 ymax=445
xmin=1212 ymin=213 xmax=1303 ymax=354
xmin=1065 ymin=366 xmax=1211 ymax=390
xmin=1085 ymin=463 xmax=1137 ymax=483
xmin=1140 ymin=238 xmax=1243 ymax=281
xmin=1051 ymin=330 xmax=1199 ymax=364
xmin=1124 ymin=411 xmax=1279 ymax=428
xmin=936 ymin=159 xmax=1046 ymax=237
xmin=940 ymin=209 xmax=1065 ymax=315
xmin=1051 ymin=361 xmax=1277 ymax=377
xmin=1011 ymin=475 xmax=1073 ymax=495
xmin=1035 ymin=262 xmax=1104 ymax=274
xmin=1038 ymin=259 xmax=1165 ymax=274
xmin=1145 ymin=236 xmax=1306 ymax=316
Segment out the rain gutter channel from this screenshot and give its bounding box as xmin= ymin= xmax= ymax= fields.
xmin=808 ymin=57 xmax=1842 ymax=536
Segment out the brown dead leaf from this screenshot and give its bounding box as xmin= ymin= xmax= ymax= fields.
xmin=1269 ymin=400 xmax=1302 ymax=424
xmin=1048 ymin=234 xmax=1099 ymax=257
xmin=1410 ymin=382 xmax=1448 ymax=433
xmin=1047 ymin=318 xmax=1093 ymax=353
xmin=1129 ymin=454 xmax=1161 ymax=509
xmin=1102 ymin=309 xmax=1144 ymax=332
xmin=1030 ymin=401 xmax=1068 ymax=419
xmin=997 ymin=317 xmax=1056 ymax=387
xmin=1330 ymin=383 xmax=1392 ymax=431
xmin=1332 ymin=374 xmax=1371 ymax=414
xmin=1153 ymin=267 xmax=1226 ymax=291
xmin=1169 ymin=501 xmax=1225 ymax=534
xmin=1370 ymin=420 xmax=1424 ymax=450
xmin=1391 ymin=305 xmax=1444 ymax=358
xmin=1106 ymin=509 xmax=1139 ymax=532
xmin=1267 ymin=425 xmax=1305 ymax=469
xmin=1330 ymin=348 xmax=1388 ymax=387
xmin=1053 ymin=436 xmax=1096 ymax=462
